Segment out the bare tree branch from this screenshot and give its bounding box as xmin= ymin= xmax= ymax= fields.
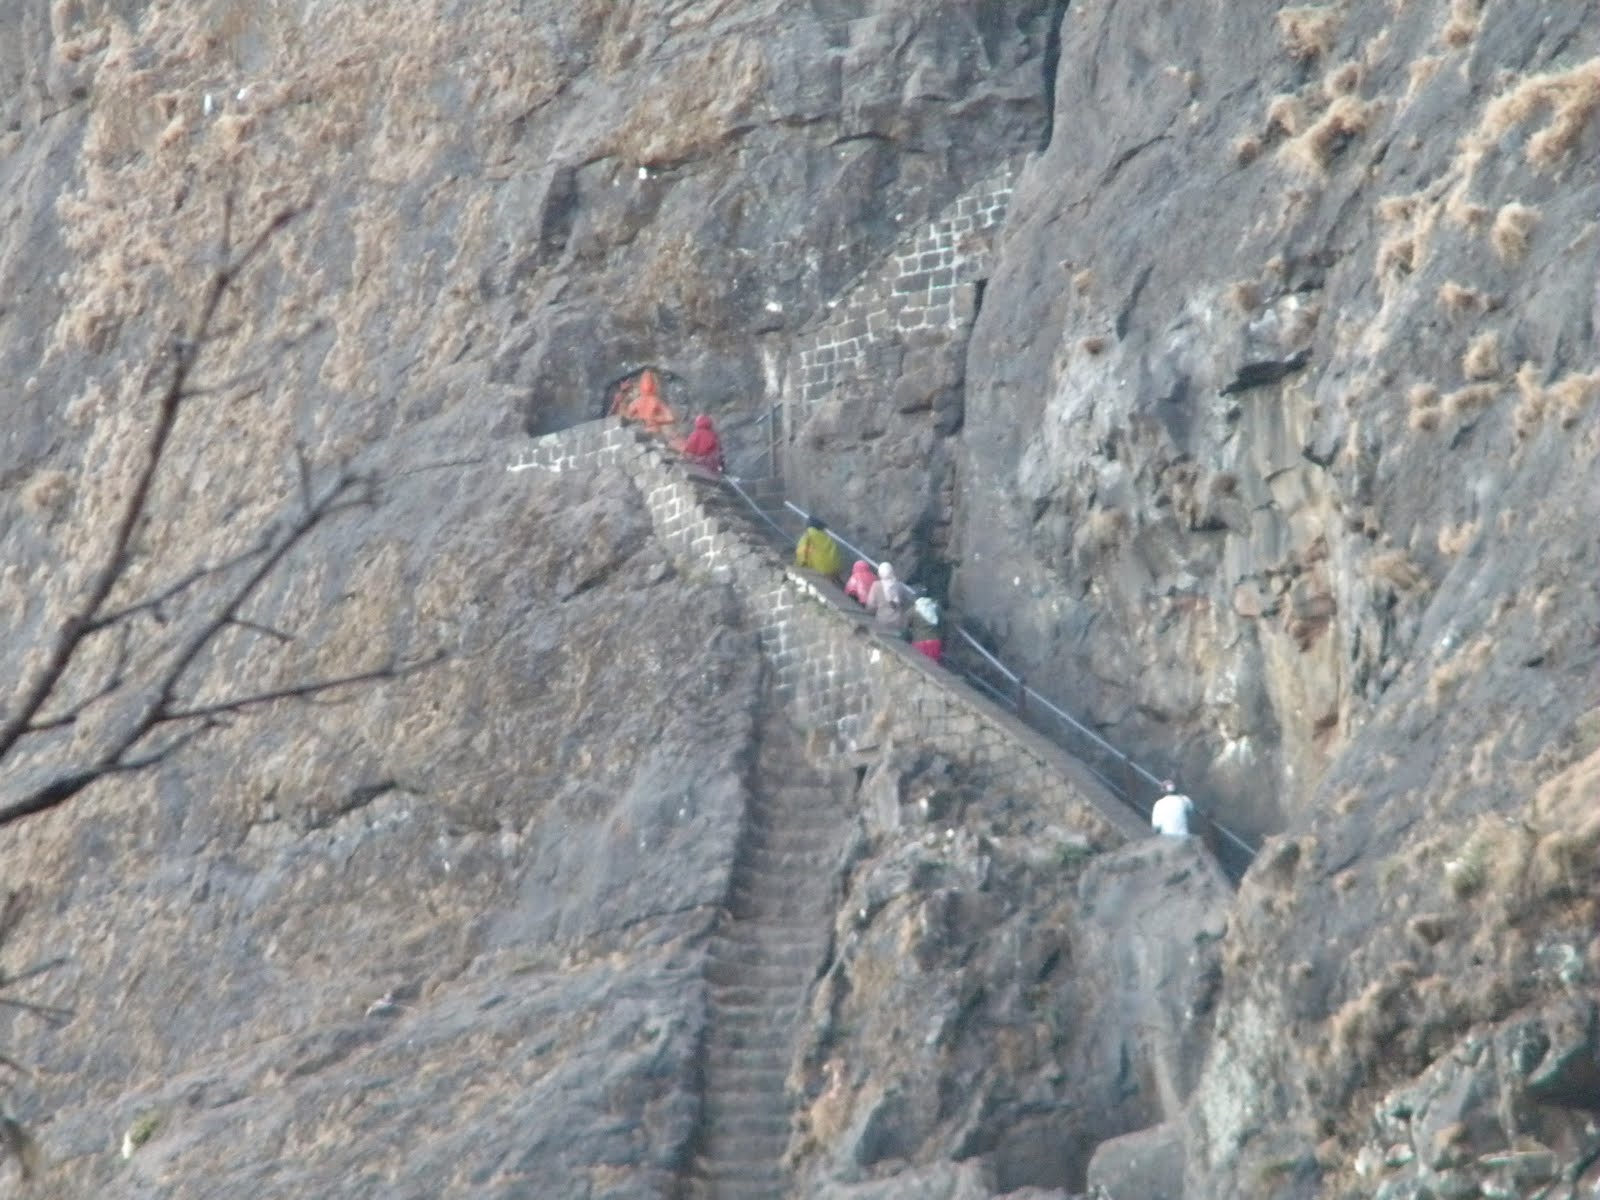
xmin=0 ymin=201 xmax=304 ymax=762
xmin=225 ymin=616 xmax=294 ymax=644
xmin=85 ymin=532 xmax=275 ymax=634
xmin=157 ymin=653 xmax=445 ymax=725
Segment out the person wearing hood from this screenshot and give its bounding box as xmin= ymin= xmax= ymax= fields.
xmin=866 ymin=561 xmax=915 ymax=631
xmin=611 ymin=368 xmax=677 ymax=439
xmin=794 ymin=517 xmax=844 ymax=582
xmin=680 ymin=413 xmax=724 ymax=473
xmin=844 ymin=560 xmax=876 ymax=606
xmin=908 ymin=595 xmax=942 ymax=663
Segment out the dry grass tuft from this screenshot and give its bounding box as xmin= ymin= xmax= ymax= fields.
xmin=1375 ymin=193 xmax=1421 ymax=224
xmin=1436 ymin=281 xmax=1488 ymax=316
xmin=1278 ymin=7 xmax=1342 ymax=60
xmin=1446 ymin=194 xmax=1491 ymax=229
xmin=1437 ymin=520 xmax=1477 ymax=557
xmin=1078 ymin=507 xmax=1129 ymax=555
xmin=1323 ymin=61 xmax=1364 ymax=100
xmin=1407 ymin=383 xmax=1441 ymax=432
xmin=1428 ymin=637 xmax=1491 ymax=707
xmin=1226 ymin=280 xmax=1261 ymax=313
xmin=22 ymin=470 xmax=72 ymax=518
xmin=1461 ymin=331 xmax=1501 ymax=381
xmin=1282 ymin=95 xmax=1373 ymax=174
xmin=605 ymin=39 xmax=766 ymax=167
xmin=1233 ymin=134 xmax=1263 ymax=165
xmin=1266 ymin=93 xmax=1307 ymax=138
xmin=1440 ymin=5 xmax=1479 ymax=49
xmin=1370 ymin=549 xmax=1429 ymax=594
xmin=1327 ymin=963 xmax=1417 ymax=1066
xmin=1444 ymin=383 xmax=1497 ymax=416
xmin=1480 ymin=58 xmax=1600 ymax=170
xmin=1375 ymin=233 xmax=1416 ymax=281
xmin=1549 ymin=371 xmax=1600 ymax=429
xmin=1404 ymin=55 xmax=1444 ymax=104
xmin=1512 ymin=361 xmax=1547 ymax=441
xmin=1490 ymin=202 xmax=1540 ymax=262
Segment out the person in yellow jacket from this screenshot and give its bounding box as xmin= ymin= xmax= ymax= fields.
xmin=794 ymin=517 xmax=844 ymax=583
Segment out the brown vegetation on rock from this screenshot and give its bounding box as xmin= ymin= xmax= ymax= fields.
xmin=1439 ymin=0 xmax=1481 ymax=50
xmin=1460 ymin=331 xmax=1500 ymax=381
xmin=1479 ymin=58 xmax=1600 ymax=169
xmin=1489 ymin=202 xmax=1539 ymax=261
xmin=1278 ymin=6 xmax=1342 ymax=60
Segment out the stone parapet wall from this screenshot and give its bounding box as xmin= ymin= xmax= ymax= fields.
xmin=786 ymin=162 xmax=1019 ymax=415
xmin=509 ymin=420 xmax=1144 ymax=847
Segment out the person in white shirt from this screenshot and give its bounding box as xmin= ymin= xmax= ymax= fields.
xmin=1151 ymin=780 xmax=1196 ymax=837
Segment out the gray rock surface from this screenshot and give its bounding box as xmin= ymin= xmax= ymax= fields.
xmin=0 ymin=0 xmax=1597 ymax=1197
xmin=786 ymin=789 xmax=1230 ymax=1195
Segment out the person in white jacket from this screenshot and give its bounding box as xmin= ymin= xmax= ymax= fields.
xmin=1151 ymin=780 xmax=1196 ymax=837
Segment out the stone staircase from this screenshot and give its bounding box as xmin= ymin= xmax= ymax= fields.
xmin=689 ymin=715 xmax=849 ymax=1199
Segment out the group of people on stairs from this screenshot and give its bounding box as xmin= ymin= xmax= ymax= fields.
xmin=611 ymin=368 xmax=724 ymax=473
xmin=612 ymin=369 xmax=1216 ymax=852
xmin=795 ymin=519 xmax=943 ymax=664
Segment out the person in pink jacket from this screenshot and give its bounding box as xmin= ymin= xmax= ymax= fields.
xmin=844 ymin=560 xmax=875 ymax=606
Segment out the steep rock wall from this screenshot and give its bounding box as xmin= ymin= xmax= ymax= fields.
xmin=954 ymin=0 xmax=1599 ymax=839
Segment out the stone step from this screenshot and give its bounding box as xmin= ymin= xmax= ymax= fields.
xmin=743 ymin=812 xmax=841 ymax=840
xmin=703 ymin=1044 xmax=790 ymax=1074
xmin=713 ymin=911 xmax=823 ymax=935
xmin=700 ymin=1106 xmax=793 ymax=1138
xmin=733 ymin=842 xmax=832 ymax=866
xmin=742 ymin=838 xmax=844 ymax=864
xmin=696 ymin=1144 xmax=791 ymax=1176
xmin=692 ymin=1160 xmax=787 ymax=1196
xmin=705 ymin=958 xmax=816 ymax=990
xmin=709 ymin=982 xmax=809 ymax=1012
xmin=728 ymin=880 xmax=830 ymax=914
xmin=701 ymin=1053 xmax=789 ymax=1079
xmin=710 ymin=997 xmax=802 ymax=1025
xmin=726 ymin=898 xmax=827 ymax=924
xmin=705 ymin=1020 xmax=805 ymax=1053
xmin=708 ymin=932 xmax=828 ymax=964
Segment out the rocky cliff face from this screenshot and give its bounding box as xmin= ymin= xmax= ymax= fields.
xmin=955 ymin=0 xmax=1599 ymax=841
xmin=0 ymin=0 xmax=1597 ymax=1198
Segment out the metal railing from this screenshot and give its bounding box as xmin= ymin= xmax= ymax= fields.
xmin=712 ymin=472 xmax=1258 ymax=881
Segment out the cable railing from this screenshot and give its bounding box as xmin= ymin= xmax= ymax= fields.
xmin=712 ymin=469 xmax=1258 ymax=881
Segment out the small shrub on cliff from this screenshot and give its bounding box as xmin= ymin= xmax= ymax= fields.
xmin=1440 ymin=0 xmax=1481 ymax=49
xmin=1266 ymin=93 xmax=1306 ymax=138
xmin=1480 ymin=58 xmax=1600 ymax=169
xmin=1443 ymin=382 xmax=1497 ymax=417
xmin=1407 ymin=383 xmax=1441 ymax=432
xmin=1490 ymin=202 xmax=1540 ymax=262
xmin=1277 ymin=6 xmax=1341 ymax=60
xmin=1369 ymin=549 xmax=1429 ymax=594
xmin=1322 ymin=61 xmax=1363 ymax=100
xmin=1437 ymin=281 xmax=1489 ymax=317
xmin=1461 ymin=331 xmax=1501 ymax=381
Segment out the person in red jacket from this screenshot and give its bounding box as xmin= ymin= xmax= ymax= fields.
xmin=680 ymin=414 xmax=724 ymax=473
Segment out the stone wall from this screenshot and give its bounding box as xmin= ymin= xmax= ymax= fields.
xmin=509 ymin=420 xmax=1147 ymax=847
xmin=783 ymin=162 xmax=1020 ymax=418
